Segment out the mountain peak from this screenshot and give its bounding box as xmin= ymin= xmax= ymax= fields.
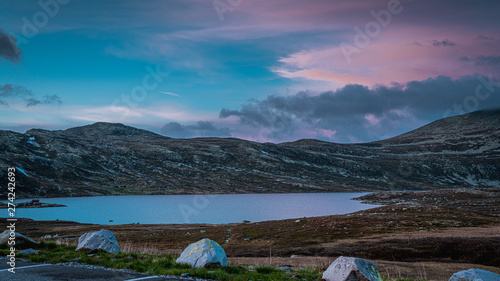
xmin=59 ymin=122 xmax=165 ymax=140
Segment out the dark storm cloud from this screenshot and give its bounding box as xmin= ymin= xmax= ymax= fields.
xmin=431 ymin=39 xmax=456 ymax=47
xmin=0 ymin=29 xmax=22 ymax=63
xmin=219 ymin=75 xmax=500 ymax=142
xmin=0 ymin=84 xmax=62 ymax=107
xmin=160 ymin=121 xmax=230 ymax=138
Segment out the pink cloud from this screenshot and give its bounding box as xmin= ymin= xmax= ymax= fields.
xmin=317 ymin=128 xmax=337 ymax=139
xmin=364 ymin=114 xmax=380 ymax=127
xmin=274 ymin=27 xmax=500 ymax=87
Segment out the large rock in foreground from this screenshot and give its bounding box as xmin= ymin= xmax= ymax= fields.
xmin=449 ymin=269 xmax=500 ymax=281
xmin=322 ymin=256 xmax=382 ymax=281
xmin=0 ymin=230 xmax=39 ymax=248
xmin=176 ymin=238 xmax=227 ymax=268
xmin=76 ymin=229 xmax=120 ymax=254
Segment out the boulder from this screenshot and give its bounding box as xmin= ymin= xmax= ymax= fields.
xmin=322 ymin=256 xmax=382 ymax=281
xmin=0 ymin=230 xmax=39 ymax=248
xmin=18 ymin=248 xmax=39 ymax=255
xmin=449 ymin=269 xmax=500 ymax=281
xmin=176 ymin=238 xmax=227 ymax=268
xmin=76 ymin=229 xmax=120 ymax=254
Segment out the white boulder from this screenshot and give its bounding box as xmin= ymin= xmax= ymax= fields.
xmin=76 ymin=229 xmax=120 ymax=254
xmin=449 ymin=269 xmax=500 ymax=281
xmin=322 ymin=256 xmax=383 ymax=281
xmin=176 ymin=238 xmax=227 ymax=268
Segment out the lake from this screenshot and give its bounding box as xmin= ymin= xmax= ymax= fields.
xmin=2 ymin=193 xmax=381 ymax=225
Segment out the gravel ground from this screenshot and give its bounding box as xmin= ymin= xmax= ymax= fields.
xmin=2 ymin=257 xmax=211 ymax=281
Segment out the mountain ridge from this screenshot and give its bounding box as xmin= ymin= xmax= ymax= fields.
xmin=1 ymin=110 xmax=499 ymax=198
xmin=379 ymin=108 xmax=500 ymax=144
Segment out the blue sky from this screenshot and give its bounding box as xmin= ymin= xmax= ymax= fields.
xmin=1 ymin=0 xmax=500 ymax=143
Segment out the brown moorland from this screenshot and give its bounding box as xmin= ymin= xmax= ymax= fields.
xmin=4 ymin=188 xmax=499 ymax=280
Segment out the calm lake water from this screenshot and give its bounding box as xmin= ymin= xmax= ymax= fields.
xmin=2 ymin=193 xmax=381 ymax=225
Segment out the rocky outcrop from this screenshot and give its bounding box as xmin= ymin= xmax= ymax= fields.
xmin=322 ymin=256 xmax=382 ymax=281
xmin=76 ymin=229 xmax=120 ymax=254
xmin=176 ymin=238 xmax=227 ymax=268
xmin=0 ymin=230 xmax=39 ymax=248
xmin=449 ymin=269 xmax=500 ymax=281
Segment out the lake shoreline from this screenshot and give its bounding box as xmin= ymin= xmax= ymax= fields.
xmin=12 ymin=189 xmax=386 ymax=200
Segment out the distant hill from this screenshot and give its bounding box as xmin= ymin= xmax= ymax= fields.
xmin=1 ymin=109 xmax=499 ymax=198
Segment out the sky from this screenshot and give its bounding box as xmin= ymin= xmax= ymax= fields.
xmin=1 ymin=0 xmax=500 ymax=143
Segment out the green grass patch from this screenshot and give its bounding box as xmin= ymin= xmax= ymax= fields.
xmin=384 ymin=279 xmax=428 ymax=281
xmin=0 ymin=242 xmax=321 ymax=280
xmin=255 ymin=266 xmax=280 ymax=274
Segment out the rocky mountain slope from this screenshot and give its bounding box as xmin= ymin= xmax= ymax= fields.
xmin=0 ymin=109 xmax=499 ymax=198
